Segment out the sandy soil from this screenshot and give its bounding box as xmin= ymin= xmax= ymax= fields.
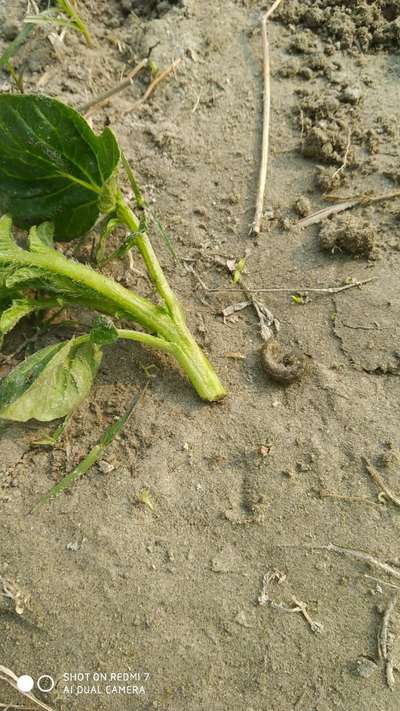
xmin=1 ymin=1 xmax=400 ymax=709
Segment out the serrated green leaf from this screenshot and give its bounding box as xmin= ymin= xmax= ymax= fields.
xmin=90 ymin=316 xmax=119 ymax=345
xmin=0 ymin=299 xmax=37 ymax=338
xmin=5 ymin=266 xmax=44 ymax=289
xmin=28 ymin=221 xmax=55 ymax=253
xmin=0 ymin=296 xmax=62 ymax=342
xmin=0 ymin=336 xmax=102 ymax=422
xmin=0 ymin=214 xmax=21 ymax=255
xmin=0 ymin=94 xmax=121 ymax=240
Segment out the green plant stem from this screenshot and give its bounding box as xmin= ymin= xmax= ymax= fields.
xmin=116 ymin=198 xmax=185 ymax=326
xmin=0 ymin=22 xmax=35 ymax=70
xmin=56 ymin=0 xmax=92 ymax=46
xmin=115 ymin=198 xmax=226 ymax=400
xmin=1 ymin=243 xmax=226 ymax=400
xmin=117 ymin=326 xmax=226 ymax=400
xmin=117 ymin=328 xmax=174 ymax=354
xmin=121 ymin=152 xmax=145 ymax=209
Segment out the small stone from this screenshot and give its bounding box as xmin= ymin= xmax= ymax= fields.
xmin=98 ymin=460 xmax=115 ymax=474
xmin=340 ymin=86 xmax=362 ymax=104
xmin=354 ymin=656 xmax=378 ymax=679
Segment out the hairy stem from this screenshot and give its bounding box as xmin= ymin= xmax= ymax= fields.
xmin=115 ymin=198 xmax=226 ymax=400
xmin=116 ymin=198 xmax=185 ymax=327
xmin=1 ymin=236 xmax=226 ymax=400
xmin=117 ymin=328 xmax=174 ymax=354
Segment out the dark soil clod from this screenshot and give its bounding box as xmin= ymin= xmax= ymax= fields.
xmin=319 ymin=214 xmax=377 ymax=257
xmin=122 ymin=0 xmax=182 ymax=19
xmin=276 ymin=1 xmax=400 ymax=51
xmin=261 ymin=340 xmax=307 ymax=385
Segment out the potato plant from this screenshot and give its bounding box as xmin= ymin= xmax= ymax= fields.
xmin=0 ymin=94 xmax=226 ymax=423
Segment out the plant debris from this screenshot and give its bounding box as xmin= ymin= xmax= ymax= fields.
xmin=378 ymin=594 xmax=399 ymax=689
xmin=258 ymin=569 xmax=323 ymax=634
xmin=0 ymin=576 xmax=30 ymax=615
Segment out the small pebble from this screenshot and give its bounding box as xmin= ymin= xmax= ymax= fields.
xmin=98 ymin=460 xmax=115 ymax=474
xmin=340 ymin=86 xmax=362 ymax=104
xmin=354 ymin=656 xmax=378 ymax=679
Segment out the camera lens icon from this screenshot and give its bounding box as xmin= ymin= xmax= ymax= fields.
xmin=17 ymin=674 xmax=55 ymax=694
xmin=37 ymin=675 xmax=55 ymax=693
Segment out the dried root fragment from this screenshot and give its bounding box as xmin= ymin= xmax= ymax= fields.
xmin=261 ymin=339 xmax=306 ymax=385
xmin=0 ymin=576 xmax=30 ymax=615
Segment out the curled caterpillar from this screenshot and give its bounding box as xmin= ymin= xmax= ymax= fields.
xmin=261 ymin=339 xmax=306 ymax=385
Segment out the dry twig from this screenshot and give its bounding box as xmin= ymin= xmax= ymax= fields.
xmin=0 ymin=704 xmax=39 ymax=710
xmin=364 ymin=458 xmax=400 ymax=508
xmin=79 ymin=59 xmax=148 ymax=116
xmin=278 ymin=543 xmax=400 ymax=580
xmin=124 ymin=58 xmax=182 ymax=115
xmin=258 ymin=570 xmax=323 ymax=633
xmin=0 ymin=577 xmax=30 ymax=615
xmin=251 ymin=0 xmax=282 ymax=235
xmin=319 ymin=490 xmax=382 ymax=508
xmin=331 ymin=128 xmax=352 ymax=181
xmin=378 ymin=594 xmax=398 ymax=689
xmin=292 ymin=596 xmax=323 ymax=634
xmin=364 ymin=575 xmax=400 ymax=592
xmin=321 ymin=544 xmax=400 ymax=581
xmin=251 ymin=0 xmax=284 ymax=235
xmin=197 ymin=277 xmax=376 ymax=296
xmin=297 ymin=189 xmax=400 ymax=228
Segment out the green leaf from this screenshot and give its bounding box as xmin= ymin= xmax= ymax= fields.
xmin=90 ymin=316 xmax=119 ymax=345
xmin=290 ymin=294 xmax=305 ymax=305
xmin=0 ymin=296 xmax=63 ymax=342
xmin=0 ymin=299 xmax=37 ymax=338
xmin=0 ymin=94 xmax=121 ymax=240
xmin=0 ymin=336 xmax=102 ymax=422
xmin=232 ymin=256 xmax=246 ymax=284
xmin=0 ymin=214 xmax=21 ymax=256
xmin=5 ymin=266 xmax=44 ymax=289
xmin=28 ymin=221 xmax=55 ymax=252
xmin=31 ymin=414 xmax=71 ymax=447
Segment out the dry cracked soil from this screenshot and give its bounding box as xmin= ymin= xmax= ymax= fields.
xmin=1 ymin=1 xmax=400 ymax=709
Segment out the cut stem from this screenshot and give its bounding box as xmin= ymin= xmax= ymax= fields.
xmin=115 ymin=198 xmax=226 ymax=400
xmin=0 ymin=217 xmax=225 ymax=401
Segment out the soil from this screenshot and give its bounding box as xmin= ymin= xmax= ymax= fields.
xmin=1 ymin=1 xmax=400 ymax=710
xmin=319 ymin=214 xmax=378 ymax=257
